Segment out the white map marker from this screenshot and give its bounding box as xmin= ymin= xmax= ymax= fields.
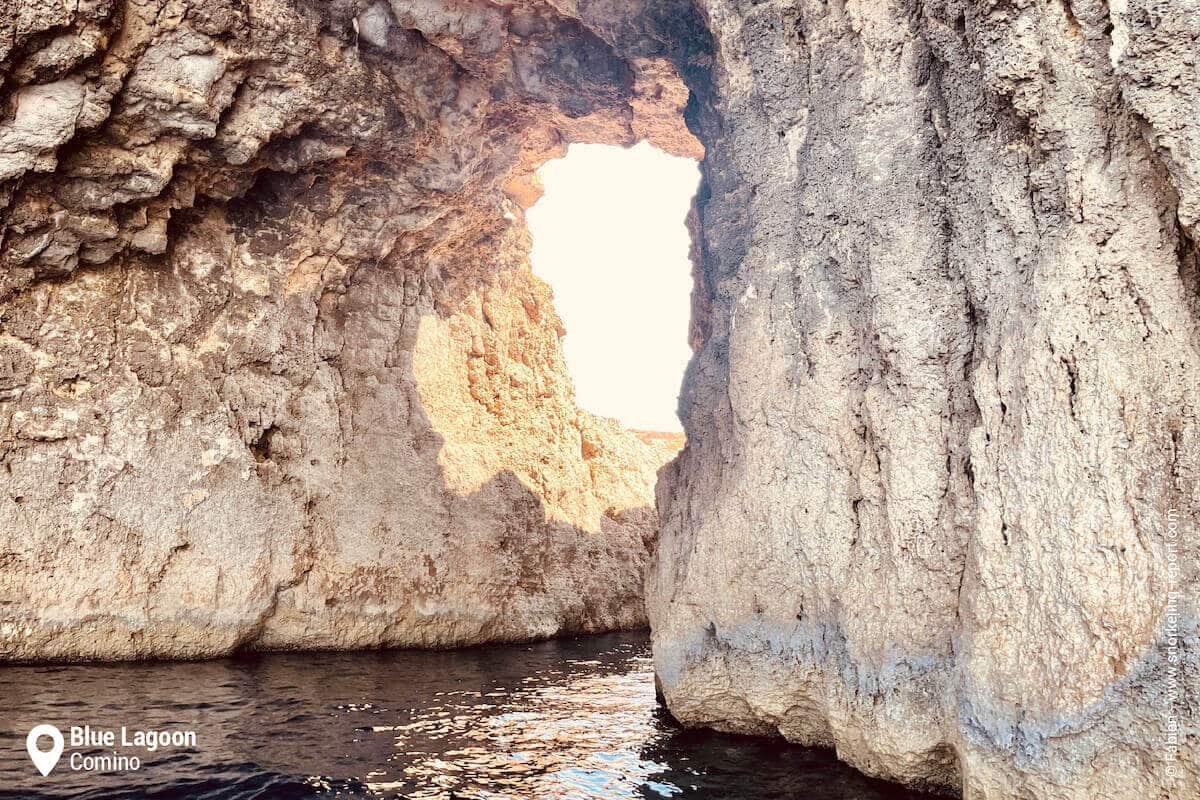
xmin=26 ymin=724 xmax=64 ymax=777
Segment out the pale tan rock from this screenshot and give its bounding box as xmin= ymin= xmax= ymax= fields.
xmin=0 ymin=0 xmax=697 ymax=661
xmin=0 ymin=78 xmax=86 ymax=181
xmin=0 ymin=1 xmax=1195 ymax=799
xmin=649 ymin=2 xmax=1199 ymax=799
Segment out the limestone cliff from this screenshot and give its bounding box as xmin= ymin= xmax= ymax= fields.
xmin=1 ymin=1 xmax=1197 ymax=799
xmin=0 ymin=0 xmax=696 ymax=660
xmin=650 ymin=2 xmax=1199 ymax=799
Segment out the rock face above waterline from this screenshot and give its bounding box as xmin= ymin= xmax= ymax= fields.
xmin=0 ymin=0 xmax=698 ymax=659
xmin=1 ymin=1 xmax=1196 ymax=798
xmin=649 ymin=1 xmax=1199 ymax=799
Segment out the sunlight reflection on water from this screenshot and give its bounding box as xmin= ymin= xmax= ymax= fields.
xmin=387 ymin=657 xmax=664 ymax=798
xmin=0 ymin=633 xmax=942 ymax=800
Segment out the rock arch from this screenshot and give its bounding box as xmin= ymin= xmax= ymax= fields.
xmin=2 ymin=2 xmax=1197 ymax=799
xmin=0 ymin=0 xmax=708 ymax=659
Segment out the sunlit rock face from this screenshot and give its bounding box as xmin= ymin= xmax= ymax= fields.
xmin=0 ymin=0 xmax=702 ymax=659
xmin=2 ymin=0 xmax=1198 ymax=798
xmin=650 ymin=1 xmax=1199 ymax=799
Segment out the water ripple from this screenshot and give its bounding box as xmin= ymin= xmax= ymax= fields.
xmin=0 ymin=633 xmax=943 ymax=800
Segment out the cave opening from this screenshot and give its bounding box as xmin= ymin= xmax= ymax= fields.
xmin=526 ymin=140 xmax=700 ymax=442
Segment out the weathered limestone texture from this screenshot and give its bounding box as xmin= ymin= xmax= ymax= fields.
xmin=2 ymin=0 xmax=1197 ymax=797
xmin=0 ymin=0 xmax=700 ymax=660
xmin=650 ymin=1 xmax=1199 ymax=799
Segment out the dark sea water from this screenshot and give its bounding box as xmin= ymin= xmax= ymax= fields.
xmin=0 ymin=632 xmax=944 ymax=800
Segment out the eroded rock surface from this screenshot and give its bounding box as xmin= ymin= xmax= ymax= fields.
xmin=1 ymin=1 xmax=1197 ymax=799
xmin=0 ymin=0 xmax=700 ymax=660
xmin=651 ymin=1 xmax=1199 ymax=799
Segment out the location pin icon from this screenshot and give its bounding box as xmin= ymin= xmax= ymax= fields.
xmin=26 ymin=724 xmax=64 ymax=777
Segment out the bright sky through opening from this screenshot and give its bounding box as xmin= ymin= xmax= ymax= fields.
xmin=528 ymin=141 xmax=700 ymax=433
